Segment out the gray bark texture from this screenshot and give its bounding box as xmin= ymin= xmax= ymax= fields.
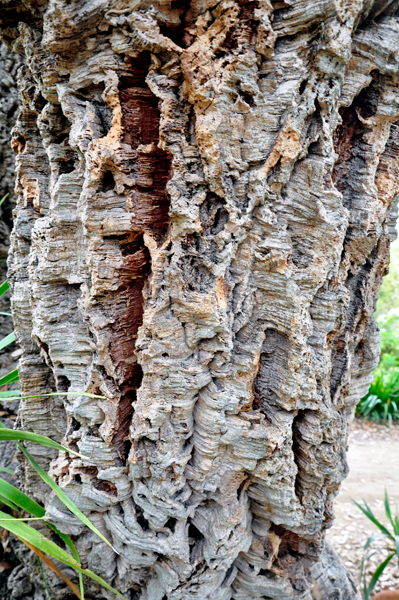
xmin=0 ymin=41 xmax=23 ymax=380
xmin=1 ymin=0 xmax=399 ymax=598
xmin=0 ymin=47 xmax=23 ymax=543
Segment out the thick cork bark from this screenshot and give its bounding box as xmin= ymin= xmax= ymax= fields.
xmin=0 ymin=42 xmax=23 ymax=378
xmin=1 ymin=1 xmax=399 ymax=599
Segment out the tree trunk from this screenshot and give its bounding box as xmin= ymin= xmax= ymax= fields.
xmin=1 ymin=1 xmax=399 ymax=598
xmin=0 ymin=41 xmax=22 ymax=377
xmin=0 ymin=43 xmax=24 ymax=514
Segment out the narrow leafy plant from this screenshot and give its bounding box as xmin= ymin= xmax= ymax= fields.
xmin=356 ymin=366 xmax=399 ymax=425
xmin=0 ymin=279 xmax=124 ymax=599
xmin=357 ymin=306 xmax=399 ymax=424
xmin=354 ymin=491 xmax=399 ymax=600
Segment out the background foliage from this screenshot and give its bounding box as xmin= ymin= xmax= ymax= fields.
xmin=357 ymin=233 xmax=399 ymax=423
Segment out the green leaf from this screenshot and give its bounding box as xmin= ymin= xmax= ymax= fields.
xmin=0 ymin=492 xmax=20 ymax=512
xmin=0 ymin=392 xmax=104 ymax=402
xmin=47 ymin=524 xmax=79 ymax=558
xmin=54 ymin=533 xmax=84 ymax=600
xmin=79 ymin=572 xmax=84 ymax=600
xmin=384 ymin=489 xmax=395 ymax=530
xmin=364 ymin=532 xmax=383 ymax=552
xmin=353 ymin=499 xmax=393 ymax=540
xmin=0 ymin=478 xmax=45 ymax=517
xmin=18 ymin=443 xmax=118 ymax=554
xmin=0 ymin=466 xmax=14 ymax=475
xmin=0 ymin=369 xmax=19 ymax=387
xmin=41 ymin=523 xmax=84 ymax=599
xmin=0 ymin=390 xmax=21 ymax=399
xmin=0 ymin=427 xmax=86 ymax=459
xmin=0 ymin=194 xmax=9 ymax=208
xmin=0 ymin=280 xmax=9 ymax=298
xmin=0 ymin=476 xmax=84 ymax=600
xmin=37 ymin=555 xmax=53 ymax=600
xmin=0 ymin=510 xmax=126 ymax=599
xmin=27 ymin=542 xmax=81 ymax=599
xmin=365 ymin=552 xmax=395 ymax=597
xmin=0 ymin=517 xmax=50 ymax=521
xmin=0 ymin=333 xmax=15 ymax=352
xmin=395 ymin=535 xmax=399 ymax=561
xmin=361 ymin=549 xmax=380 ymax=600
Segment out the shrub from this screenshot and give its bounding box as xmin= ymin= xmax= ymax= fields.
xmin=356 ymin=365 xmax=399 ymax=425
xmin=357 ymin=310 xmax=399 ymax=424
xmin=354 ymin=491 xmax=399 ymax=600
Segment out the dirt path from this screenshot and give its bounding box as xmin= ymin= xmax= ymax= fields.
xmin=326 ymin=418 xmax=399 ymax=595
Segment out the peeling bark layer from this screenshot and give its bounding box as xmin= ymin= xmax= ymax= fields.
xmin=1 ymin=1 xmax=399 ymax=599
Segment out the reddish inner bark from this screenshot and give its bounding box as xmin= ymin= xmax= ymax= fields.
xmin=110 ymin=56 xmax=171 ymax=455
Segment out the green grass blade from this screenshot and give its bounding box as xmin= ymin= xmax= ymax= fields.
xmin=0 ymin=509 xmax=77 ymax=563
xmin=0 ymin=510 xmax=126 ymax=598
xmin=0 ymin=517 xmax=50 ymax=521
xmin=353 ymin=499 xmax=393 ymax=540
xmin=0 ymin=280 xmax=9 ymax=298
xmin=0 ymin=478 xmax=45 ymax=517
xmin=0 ymin=333 xmax=15 ymax=352
xmin=0 ymin=392 xmax=105 ymax=402
xmin=27 ymin=542 xmax=81 ymax=599
xmin=46 ymin=524 xmax=79 ymax=556
xmin=18 ymin=443 xmax=117 ymax=554
xmin=363 ymin=568 xmax=370 ymax=600
xmin=395 ymin=535 xmax=399 ymax=560
xmin=0 ymin=313 xmax=12 ymax=317
xmin=361 ymin=549 xmax=378 ymax=600
xmin=0 ymin=390 xmax=21 ymax=399
xmin=0 ymin=492 xmax=20 ymax=512
xmin=2 ymin=485 xmax=86 ymax=600
xmin=0 ymin=466 xmax=14 ymax=475
xmin=1 ymin=466 xmax=95 ymax=600
xmin=364 ymin=532 xmax=383 ymax=551
xmin=363 ymin=581 xmax=368 ymax=600
xmin=0 ymin=369 xmax=19 ymax=387
xmin=37 ymin=555 xmax=53 ymax=600
xmin=365 ymin=553 xmax=395 ymax=597
xmin=384 ymin=489 xmax=395 ymax=530
xmin=0 ymin=427 xmax=86 ymax=459
xmin=79 ymin=572 xmax=84 ymax=600
xmin=44 ymin=525 xmax=84 ymax=600
xmin=63 ymin=538 xmax=84 ymax=600
xmin=0 ymin=194 xmax=9 ymax=208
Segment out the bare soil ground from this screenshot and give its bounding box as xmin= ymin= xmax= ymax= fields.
xmin=326 ymin=417 xmax=399 ymax=595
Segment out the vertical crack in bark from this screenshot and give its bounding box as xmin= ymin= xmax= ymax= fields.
xmin=121 ymin=55 xmax=172 ymax=243
xmin=253 ymin=329 xmax=290 ymax=412
xmin=332 ymin=71 xmax=382 ymax=205
xmin=109 ymin=53 xmax=172 ymax=456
